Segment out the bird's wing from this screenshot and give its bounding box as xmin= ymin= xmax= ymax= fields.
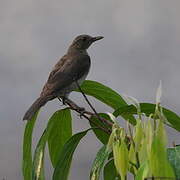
xmin=40 ymin=54 xmax=90 ymax=97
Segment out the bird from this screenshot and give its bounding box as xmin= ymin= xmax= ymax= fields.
xmin=23 ymin=34 xmax=104 ymax=120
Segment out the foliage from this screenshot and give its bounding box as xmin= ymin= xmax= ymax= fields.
xmin=22 ymin=80 xmax=180 ymax=180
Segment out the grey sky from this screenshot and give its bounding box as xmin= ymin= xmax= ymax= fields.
xmin=0 ymin=0 xmax=180 ymax=179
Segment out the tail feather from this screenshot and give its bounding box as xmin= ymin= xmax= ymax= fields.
xmin=23 ymin=96 xmax=48 ymax=121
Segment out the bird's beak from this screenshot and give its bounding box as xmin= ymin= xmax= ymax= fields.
xmin=91 ymin=36 xmax=104 ymax=42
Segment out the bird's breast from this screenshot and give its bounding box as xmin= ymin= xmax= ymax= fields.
xmin=69 ymin=72 xmax=88 ymax=91
xmin=58 ymin=72 xmax=88 ymax=97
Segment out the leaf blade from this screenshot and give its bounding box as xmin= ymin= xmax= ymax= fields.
xmin=22 ymin=112 xmax=39 ymax=180
xmin=53 ymin=129 xmax=91 ymax=180
xmin=32 ymin=130 xmax=48 ymax=180
xmin=48 ymin=108 xmax=72 ymax=167
xmin=103 ymin=159 xmax=120 ymax=180
xmin=167 ymin=146 xmax=180 ymax=178
xmin=32 ymin=108 xmax=72 ymax=180
xmin=89 ymin=113 xmax=111 ymax=144
xmin=90 ymin=146 xmax=109 ymax=180
xmin=76 ymin=80 xmax=127 ymax=109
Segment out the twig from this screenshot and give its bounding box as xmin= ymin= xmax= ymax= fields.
xmin=58 ymin=97 xmax=111 ymax=134
xmin=75 ymin=81 xmax=113 ymax=127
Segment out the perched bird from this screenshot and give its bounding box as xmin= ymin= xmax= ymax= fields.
xmin=23 ymin=34 xmax=103 ymax=120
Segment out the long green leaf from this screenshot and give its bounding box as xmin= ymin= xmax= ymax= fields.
xmin=76 ymin=80 xmax=136 ymax=125
xmin=90 ymin=146 xmax=109 ymax=180
xmin=103 ymin=159 xmax=120 ymax=180
xmin=23 ymin=112 xmax=39 ymax=180
xmin=76 ymin=80 xmax=127 ymax=109
xmin=53 ymin=129 xmax=92 ymax=180
xmin=32 ymin=108 xmax=72 ymax=179
xmin=167 ymin=146 xmax=180 ymax=178
xmin=32 ymin=111 xmax=56 ymax=180
xmin=32 ymin=130 xmax=47 ymax=180
xmin=114 ymin=103 xmax=180 ymax=131
xmin=48 ymin=108 xmax=72 ymax=167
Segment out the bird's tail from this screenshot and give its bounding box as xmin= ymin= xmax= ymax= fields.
xmin=23 ymin=96 xmax=49 ymax=121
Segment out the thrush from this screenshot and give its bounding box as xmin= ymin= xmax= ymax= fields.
xmin=23 ymin=34 xmax=103 ymax=120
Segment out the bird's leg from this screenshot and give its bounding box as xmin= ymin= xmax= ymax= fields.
xmin=57 ymin=97 xmax=65 ymax=106
xmin=62 ymin=97 xmax=85 ymax=116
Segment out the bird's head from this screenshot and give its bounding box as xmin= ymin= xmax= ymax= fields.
xmin=69 ymin=35 xmax=104 ymax=52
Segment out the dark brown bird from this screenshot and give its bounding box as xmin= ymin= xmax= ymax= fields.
xmin=23 ymin=34 xmax=103 ymax=120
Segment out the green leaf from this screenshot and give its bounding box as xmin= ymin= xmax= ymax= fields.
xmin=32 ymin=110 xmax=59 ymax=180
xmin=32 ymin=108 xmax=72 ymax=179
xmin=103 ymin=159 xmax=120 ymax=180
xmin=90 ymin=113 xmax=111 ymax=144
xmin=53 ymin=129 xmax=91 ymax=180
xmin=22 ymin=111 xmax=39 ymax=180
xmin=90 ymin=146 xmax=109 ymax=180
xmin=32 ymin=130 xmax=47 ymax=180
xmin=128 ymin=144 xmax=137 ymax=174
xmin=134 ymin=121 xmax=144 ymax=151
xmin=114 ymin=103 xmax=180 ymax=131
xmin=77 ymin=80 xmax=127 ymax=109
xmin=48 ymin=108 xmax=72 ymax=167
xmin=149 ymin=136 xmax=175 ymax=178
xmin=76 ymin=80 xmax=136 ymax=125
xmin=167 ymin=146 xmax=180 ymax=178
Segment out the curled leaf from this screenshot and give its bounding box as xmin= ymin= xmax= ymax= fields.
xmin=156 ymin=80 xmax=162 ymax=105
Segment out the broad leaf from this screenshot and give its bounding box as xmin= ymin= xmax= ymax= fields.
xmin=23 ymin=112 xmax=38 ymax=180
xmin=103 ymin=159 xmax=120 ymax=180
xmin=48 ymin=109 xmax=72 ymax=167
xmin=114 ymin=103 xmax=180 ymax=131
xmin=77 ymin=80 xmax=127 ymax=109
xmin=53 ymin=129 xmax=91 ymax=180
xmin=76 ymin=80 xmax=136 ymax=125
xmin=90 ymin=146 xmax=109 ymax=180
xmin=32 ymin=108 xmax=72 ymax=179
xmin=167 ymin=146 xmax=180 ymax=178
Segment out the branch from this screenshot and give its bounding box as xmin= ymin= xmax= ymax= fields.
xmin=58 ymin=97 xmax=111 ymax=134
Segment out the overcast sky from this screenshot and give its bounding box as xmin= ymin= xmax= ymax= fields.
xmin=0 ymin=0 xmax=180 ymax=179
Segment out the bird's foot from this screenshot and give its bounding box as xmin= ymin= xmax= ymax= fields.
xmin=77 ymin=107 xmax=85 ymax=118
xmin=62 ymin=97 xmax=67 ymax=105
xmin=58 ymin=97 xmax=67 ymax=105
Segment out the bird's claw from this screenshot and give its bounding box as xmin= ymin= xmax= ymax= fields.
xmin=59 ymin=97 xmax=67 ymax=105
xmin=62 ymin=98 xmax=67 ymax=105
xmin=77 ymin=107 xmax=85 ymax=118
